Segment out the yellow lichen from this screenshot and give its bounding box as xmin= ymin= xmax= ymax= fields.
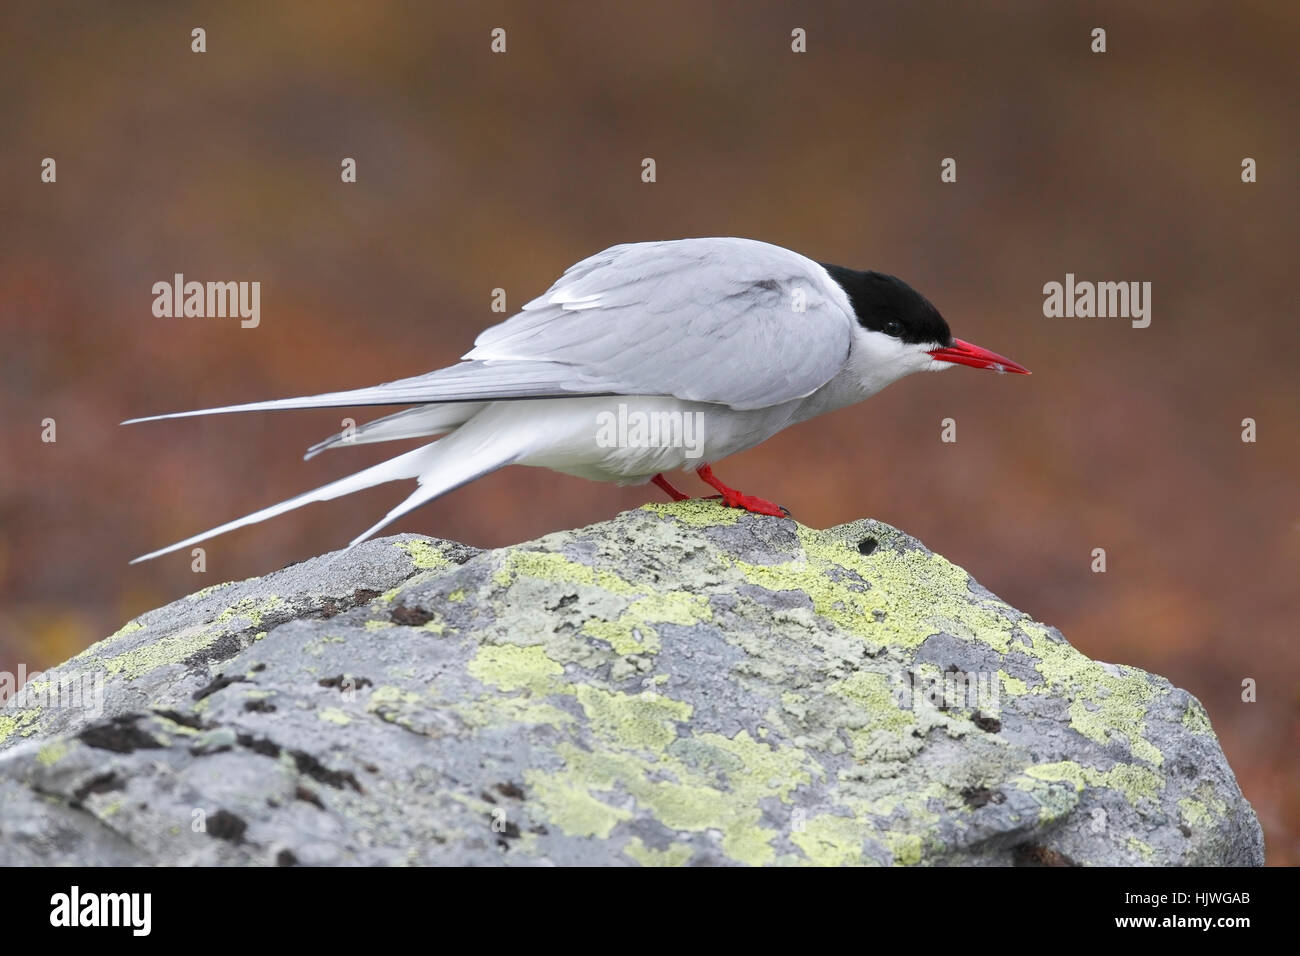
xmin=395 ymin=539 xmax=453 ymax=570
xmin=468 ymin=645 xmax=564 ymax=695
xmin=623 ymin=837 xmax=695 ymax=866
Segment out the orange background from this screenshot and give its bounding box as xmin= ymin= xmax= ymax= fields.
xmin=1 ymin=2 xmax=1296 ymax=862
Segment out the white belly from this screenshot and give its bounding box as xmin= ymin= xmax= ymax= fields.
xmin=475 ymin=396 xmax=800 ymax=484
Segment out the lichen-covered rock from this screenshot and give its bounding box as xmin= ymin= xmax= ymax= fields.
xmin=0 ymin=503 xmax=1263 ymax=865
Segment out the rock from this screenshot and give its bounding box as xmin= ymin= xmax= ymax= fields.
xmin=0 ymin=502 xmax=1263 ymax=866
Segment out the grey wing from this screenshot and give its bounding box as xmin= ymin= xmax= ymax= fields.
xmin=466 ymin=237 xmax=854 ymax=410
xmin=121 ymin=359 xmax=621 ymax=424
xmin=124 ymin=238 xmax=853 ymax=426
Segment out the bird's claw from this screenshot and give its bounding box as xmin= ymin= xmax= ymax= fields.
xmin=702 ymin=493 xmax=790 ymax=519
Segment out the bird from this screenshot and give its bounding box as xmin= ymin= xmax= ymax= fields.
xmin=125 ymin=237 xmax=1029 ymax=563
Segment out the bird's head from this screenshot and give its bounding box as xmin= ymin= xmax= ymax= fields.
xmin=821 ymin=265 xmax=1030 ymax=389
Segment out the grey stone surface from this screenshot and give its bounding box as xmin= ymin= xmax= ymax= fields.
xmin=0 ymin=504 xmax=1264 ymax=865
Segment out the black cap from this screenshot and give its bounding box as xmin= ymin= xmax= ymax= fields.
xmin=820 ymin=265 xmax=953 ymax=347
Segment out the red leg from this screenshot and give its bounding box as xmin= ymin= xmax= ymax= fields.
xmin=652 ymin=473 xmax=690 ymax=501
xmin=695 ymin=465 xmax=787 ymax=518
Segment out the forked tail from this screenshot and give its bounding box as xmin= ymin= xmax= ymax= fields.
xmin=131 ymin=418 xmax=528 ymax=563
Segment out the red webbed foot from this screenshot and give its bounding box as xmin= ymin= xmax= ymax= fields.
xmin=696 ymin=465 xmax=790 ymax=518
xmin=652 ymin=473 xmax=690 ymax=501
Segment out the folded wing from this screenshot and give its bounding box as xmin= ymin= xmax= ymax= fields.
xmin=467 ymin=237 xmax=854 ymax=411
xmin=125 ymin=238 xmax=854 ymax=427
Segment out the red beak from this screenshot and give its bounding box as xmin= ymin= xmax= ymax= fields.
xmin=928 ymin=338 xmax=1031 ymax=375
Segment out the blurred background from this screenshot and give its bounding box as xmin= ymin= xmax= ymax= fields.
xmin=1 ymin=1 xmax=1296 ymax=862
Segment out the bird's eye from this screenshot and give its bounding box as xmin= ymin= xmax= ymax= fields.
xmin=883 ymin=319 xmax=903 ymax=337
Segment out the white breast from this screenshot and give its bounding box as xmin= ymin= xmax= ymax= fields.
xmin=488 ymin=396 xmax=802 ymax=483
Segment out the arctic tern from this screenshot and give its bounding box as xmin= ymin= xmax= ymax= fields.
xmin=126 ymin=237 xmax=1029 ymax=563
